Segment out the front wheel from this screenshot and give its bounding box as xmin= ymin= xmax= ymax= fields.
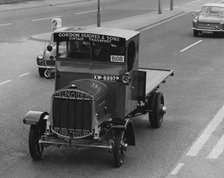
xmin=29 ymin=125 xmax=44 ymax=161
xmin=44 ymin=69 xmax=52 ymax=79
xmin=113 ymin=131 xmax=127 ymax=167
xmin=193 ymin=30 xmax=199 ymax=37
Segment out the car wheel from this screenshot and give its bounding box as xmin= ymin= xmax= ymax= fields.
xmin=44 ymin=69 xmax=52 ymax=79
xmin=113 ymin=130 xmax=127 ymax=167
xmin=29 ymin=125 xmax=44 ymax=160
xmin=193 ymin=30 xmax=199 ymax=37
xmin=149 ymin=92 xmax=165 ymax=128
xmin=38 ymin=68 xmax=45 ymax=77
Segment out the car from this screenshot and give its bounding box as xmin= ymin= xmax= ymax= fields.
xmin=36 ymin=39 xmax=56 ymax=79
xmin=23 ymin=26 xmax=174 ymax=167
xmin=192 ymin=3 xmax=224 ymax=36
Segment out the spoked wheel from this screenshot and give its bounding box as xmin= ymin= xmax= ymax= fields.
xmin=38 ymin=68 xmax=45 ymax=77
xmin=29 ymin=125 xmax=44 ymax=161
xmin=113 ymin=130 xmax=127 ymax=167
xmin=149 ymin=92 xmax=166 ymax=128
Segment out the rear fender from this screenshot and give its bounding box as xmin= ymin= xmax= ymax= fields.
xmin=23 ymin=111 xmax=49 ymax=126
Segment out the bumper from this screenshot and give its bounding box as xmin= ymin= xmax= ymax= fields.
xmin=37 ymin=65 xmax=55 ymax=69
xmin=192 ymin=27 xmax=224 ymax=32
xmin=39 ymin=134 xmax=113 ymax=150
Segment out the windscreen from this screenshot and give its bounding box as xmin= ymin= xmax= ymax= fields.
xmin=201 ymin=6 xmax=224 ymax=16
xmin=54 ymin=32 xmax=126 ymax=63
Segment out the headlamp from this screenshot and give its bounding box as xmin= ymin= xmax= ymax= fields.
xmin=37 ymin=51 xmax=44 ymax=60
xmin=122 ymin=72 xmax=130 ymax=85
xmin=193 ymin=18 xmax=198 ymax=23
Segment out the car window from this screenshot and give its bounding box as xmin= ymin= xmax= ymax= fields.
xmin=58 ymin=41 xmax=68 ymax=57
xmin=201 ymin=6 xmax=224 ymax=16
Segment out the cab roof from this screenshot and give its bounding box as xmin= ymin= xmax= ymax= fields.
xmin=54 ymin=26 xmax=140 ymax=41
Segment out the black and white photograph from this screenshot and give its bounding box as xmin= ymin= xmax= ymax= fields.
xmin=1 ymin=0 xmax=224 ymax=177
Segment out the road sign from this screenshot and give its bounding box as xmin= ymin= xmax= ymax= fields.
xmin=52 ymin=17 xmax=62 ymax=31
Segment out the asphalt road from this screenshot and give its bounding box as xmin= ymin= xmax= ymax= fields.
xmin=1 ymin=0 xmax=224 ymax=178
xmin=0 ymin=0 xmax=194 ymax=42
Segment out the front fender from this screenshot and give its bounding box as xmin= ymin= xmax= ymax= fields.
xmin=23 ymin=111 xmax=49 ymax=125
xmin=111 ymin=118 xmax=135 ymax=146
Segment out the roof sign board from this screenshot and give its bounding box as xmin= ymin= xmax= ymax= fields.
xmin=53 ymin=32 xmax=126 ymax=46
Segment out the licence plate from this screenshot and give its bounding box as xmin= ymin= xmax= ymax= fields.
xmin=202 ymin=31 xmax=213 ymax=34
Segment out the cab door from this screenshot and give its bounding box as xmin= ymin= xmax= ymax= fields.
xmin=125 ymin=41 xmax=139 ymax=115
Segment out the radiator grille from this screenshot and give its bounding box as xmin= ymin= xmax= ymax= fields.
xmin=197 ymin=22 xmax=223 ymax=30
xmin=52 ymin=89 xmax=94 ymax=138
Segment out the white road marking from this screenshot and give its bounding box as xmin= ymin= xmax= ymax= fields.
xmin=32 ymin=16 xmax=62 ymax=22
xmin=0 ymin=80 xmax=12 ymax=86
xmin=180 ymin=40 xmax=202 ymax=53
xmin=75 ymin=9 xmax=100 ymax=15
xmin=0 ymin=23 xmax=12 ymax=27
xmin=32 ymin=9 xmax=98 ymax=22
xmin=170 ymin=163 xmax=184 ymax=175
xmin=207 ymin=134 xmax=224 ymax=159
xmin=19 ymin=73 xmax=29 ymax=78
xmin=140 ymin=12 xmax=187 ymax=31
xmin=187 ymin=105 xmax=224 ymax=157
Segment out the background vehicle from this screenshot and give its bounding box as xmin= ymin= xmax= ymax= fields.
xmin=23 ymin=26 xmax=174 ymax=167
xmin=36 ymin=41 xmax=56 ymax=79
xmin=36 ymin=18 xmax=62 ymax=79
xmin=192 ymin=3 xmax=224 ymax=36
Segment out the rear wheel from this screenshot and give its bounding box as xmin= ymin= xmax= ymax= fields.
xmin=113 ymin=130 xmax=127 ymax=167
xmin=193 ymin=30 xmax=199 ymax=37
xmin=29 ymin=125 xmax=44 ymax=160
xmin=149 ymin=92 xmax=165 ymax=128
xmin=38 ymin=68 xmax=45 ymax=77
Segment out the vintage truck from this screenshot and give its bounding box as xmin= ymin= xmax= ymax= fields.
xmin=23 ymin=26 xmax=174 ymax=167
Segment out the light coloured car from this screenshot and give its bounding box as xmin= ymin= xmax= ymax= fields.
xmin=192 ymin=3 xmax=224 ymax=36
xmin=36 ymin=42 xmax=56 ymax=79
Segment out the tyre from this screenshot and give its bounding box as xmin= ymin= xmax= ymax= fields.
xmin=44 ymin=69 xmax=52 ymax=79
xmin=38 ymin=68 xmax=45 ymax=77
xmin=193 ymin=30 xmax=199 ymax=37
xmin=113 ymin=131 xmax=127 ymax=167
xmin=149 ymin=92 xmax=165 ymax=128
xmin=29 ymin=125 xmax=44 ymax=161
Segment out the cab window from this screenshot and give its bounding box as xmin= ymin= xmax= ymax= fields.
xmin=67 ymin=41 xmax=91 ymax=59
xmin=127 ymin=41 xmax=136 ymax=71
xmin=57 ymin=40 xmax=125 ymax=63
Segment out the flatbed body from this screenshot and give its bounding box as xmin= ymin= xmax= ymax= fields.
xmin=139 ymin=68 xmax=174 ymax=95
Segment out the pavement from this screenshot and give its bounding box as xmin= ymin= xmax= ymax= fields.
xmin=0 ymin=0 xmax=190 ymax=42
xmin=1 ymin=0 xmax=223 ymax=41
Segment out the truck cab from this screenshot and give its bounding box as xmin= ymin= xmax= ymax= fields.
xmin=50 ymin=27 xmax=145 ymax=121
